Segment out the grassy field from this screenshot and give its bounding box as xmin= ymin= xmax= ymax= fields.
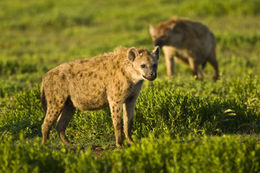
xmin=0 ymin=0 xmax=259 ymax=172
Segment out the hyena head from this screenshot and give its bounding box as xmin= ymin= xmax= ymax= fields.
xmin=149 ymin=24 xmax=173 ymax=48
xmin=150 ymin=20 xmax=186 ymax=49
xmin=127 ymin=46 xmax=159 ymax=81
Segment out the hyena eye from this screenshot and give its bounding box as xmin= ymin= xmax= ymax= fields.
xmin=141 ymin=64 xmax=146 ymax=68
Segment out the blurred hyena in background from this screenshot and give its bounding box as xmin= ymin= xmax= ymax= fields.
xmin=149 ymin=17 xmax=219 ymax=80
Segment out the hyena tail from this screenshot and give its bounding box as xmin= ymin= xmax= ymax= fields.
xmin=41 ymin=86 xmax=47 ymax=114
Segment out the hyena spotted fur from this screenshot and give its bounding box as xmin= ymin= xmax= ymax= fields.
xmin=41 ymin=46 xmax=160 ymax=146
xmin=150 ymin=17 xmax=219 ymax=80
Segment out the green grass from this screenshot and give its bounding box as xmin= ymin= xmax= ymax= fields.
xmin=0 ymin=0 xmax=259 ymax=172
xmin=0 ymin=134 xmax=259 ymax=172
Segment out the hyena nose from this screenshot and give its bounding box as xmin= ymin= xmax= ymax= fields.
xmin=154 ymin=39 xmax=162 ymax=48
xmin=149 ymin=72 xmax=157 ymax=81
xmin=150 ymin=72 xmax=156 ymax=76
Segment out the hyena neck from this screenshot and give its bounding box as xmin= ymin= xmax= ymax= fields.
xmin=125 ymin=65 xmax=143 ymax=84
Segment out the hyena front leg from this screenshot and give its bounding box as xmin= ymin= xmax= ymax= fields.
xmin=165 ymin=56 xmax=174 ymax=76
xmin=123 ymin=96 xmax=138 ymax=145
xmin=162 ymin=46 xmax=175 ymax=76
xmin=109 ymin=101 xmax=123 ymax=147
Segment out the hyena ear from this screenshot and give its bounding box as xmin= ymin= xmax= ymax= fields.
xmin=152 ymin=46 xmax=160 ymax=60
xmin=127 ymin=47 xmax=138 ymax=62
xmin=149 ymin=24 xmax=155 ymax=36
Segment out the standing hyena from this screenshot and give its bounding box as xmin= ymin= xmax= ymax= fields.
xmin=41 ymin=46 xmax=159 ymax=146
xmin=149 ymin=17 xmax=219 ymax=80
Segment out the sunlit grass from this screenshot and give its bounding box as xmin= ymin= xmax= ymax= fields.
xmin=0 ymin=0 xmax=259 ymax=172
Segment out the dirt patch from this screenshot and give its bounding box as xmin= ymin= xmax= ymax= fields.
xmin=91 ymin=145 xmax=117 ymax=157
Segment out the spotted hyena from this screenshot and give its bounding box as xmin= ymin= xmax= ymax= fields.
xmin=149 ymin=17 xmax=219 ymax=80
xmin=41 ymin=46 xmax=159 ymax=146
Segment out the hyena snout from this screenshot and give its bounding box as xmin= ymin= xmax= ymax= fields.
xmin=143 ymin=69 xmax=157 ymax=81
xmin=154 ymin=37 xmax=169 ymax=48
xmin=154 ymin=39 xmax=163 ymax=48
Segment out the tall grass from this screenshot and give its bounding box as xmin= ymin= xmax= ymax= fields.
xmin=0 ymin=134 xmax=259 ymax=172
xmin=1 ymin=74 xmax=259 ymax=142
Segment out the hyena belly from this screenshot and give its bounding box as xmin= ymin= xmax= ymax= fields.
xmin=68 ymin=71 xmax=108 ymax=111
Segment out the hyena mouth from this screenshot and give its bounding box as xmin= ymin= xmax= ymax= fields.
xmin=142 ymin=75 xmax=156 ymax=81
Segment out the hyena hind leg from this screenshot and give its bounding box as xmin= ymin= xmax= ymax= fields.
xmin=41 ymin=105 xmax=63 ymax=144
xmin=188 ymin=58 xmax=204 ymax=80
xmin=41 ymin=95 xmax=68 ymax=144
xmin=202 ymin=61 xmax=207 ymax=70
xmin=208 ymin=55 xmax=219 ymax=81
xmin=56 ymin=98 xmax=75 ymax=145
